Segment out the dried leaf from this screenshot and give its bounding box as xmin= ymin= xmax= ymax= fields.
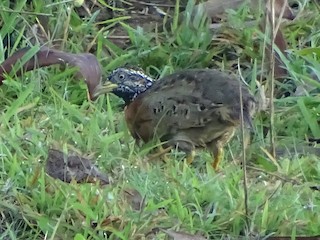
xmin=195 ymin=0 xmax=244 ymax=18
xmin=275 ymin=146 xmax=320 ymax=158
xmin=46 ymin=149 xmax=109 ymax=185
xmin=197 ymin=0 xmax=294 ymax=20
xmin=122 ymin=188 xmax=146 ymax=211
xmin=267 ymin=236 xmax=320 ymax=240
xmin=192 ymin=0 xmax=294 ymax=81
xmin=255 ymin=80 xmax=270 ymax=112
xmin=159 ymin=228 xmax=207 ymax=240
xmin=98 ymin=215 xmax=122 ymax=227
xmin=28 ymin=21 xmax=51 ymax=45
xmin=0 ymin=46 xmax=102 ymax=100
xmin=265 ymin=0 xmax=294 ymax=20
xmin=260 ymin=0 xmax=294 ymax=80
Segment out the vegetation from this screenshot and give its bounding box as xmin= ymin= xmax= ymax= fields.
xmin=0 ymin=0 xmax=319 ymax=239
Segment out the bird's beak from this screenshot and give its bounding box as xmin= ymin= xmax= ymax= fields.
xmin=93 ymin=81 xmax=118 ymax=98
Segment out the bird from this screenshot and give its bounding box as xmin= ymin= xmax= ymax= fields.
xmin=93 ymin=67 xmax=256 ymax=171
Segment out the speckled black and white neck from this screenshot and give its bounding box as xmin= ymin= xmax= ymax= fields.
xmin=107 ymin=67 xmax=154 ymax=104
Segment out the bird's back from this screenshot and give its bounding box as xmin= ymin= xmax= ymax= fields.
xmin=125 ymin=69 xmax=256 ymax=146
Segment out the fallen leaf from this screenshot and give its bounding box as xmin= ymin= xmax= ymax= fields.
xmin=122 ymin=188 xmax=146 ymax=211
xmin=195 ymin=0 xmax=244 ymax=19
xmin=265 ymin=0 xmax=294 ymax=20
xmin=96 ymin=215 xmax=122 ymax=228
xmin=159 ymin=228 xmax=207 ymax=240
xmin=195 ymin=0 xmax=294 ymax=21
xmin=0 ymin=46 xmax=102 ymax=100
xmin=263 ymin=0 xmax=294 ymax=80
xmin=266 ymin=236 xmax=320 ymax=240
xmin=198 ymin=0 xmax=294 ymax=81
xmin=46 ymin=149 xmax=109 ymax=185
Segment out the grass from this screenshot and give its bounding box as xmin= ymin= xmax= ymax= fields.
xmin=0 ymin=0 xmax=320 ymax=239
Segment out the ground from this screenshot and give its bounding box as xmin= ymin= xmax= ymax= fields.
xmin=0 ymin=0 xmax=320 ymax=239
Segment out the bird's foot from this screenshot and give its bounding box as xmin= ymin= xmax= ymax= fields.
xmin=148 ymin=146 xmax=172 ymax=162
xmin=212 ymin=147 xmax=223 ymax=172
xmin=186 ymin=150 xmax=196 ymax=165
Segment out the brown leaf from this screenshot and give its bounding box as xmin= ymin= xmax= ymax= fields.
xmin=196 ymin=0 xmax=294 ymax=20
xmin=265 ymin=0 xmax=295 ymax=20
xmin=46 ymin=149 xmax=109 ymax=185
xmin=260 ymin=0 xmax=295 ymax=80
xmin=122 ymin=188 xmax=146 ymax=211
xmin=159 ymin=228 xmax=207 ymax=240
xmin=267 ymin=236 xmax=320 ymax=240
xmin=195 ymin=0 xmax=244 ymax=19
xmin=99 ymin=215 xmax=122 ymax=227
xmin=191 ymin=0 xmax=294 ymax=81
xmin=0 ymin=46 xmax=102 ymax=100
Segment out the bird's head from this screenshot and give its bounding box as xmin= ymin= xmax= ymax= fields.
xmin=93 ymin=67 xmax=154 ymax=104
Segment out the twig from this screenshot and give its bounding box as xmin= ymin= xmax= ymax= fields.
xmin=107 ymin=36 xmax=131 ymax=39
xmin=247 ymin=166 xmax=301 ymax=185
xmin=129 ymin=0 xmax=177 ymax=8
xmin=257 ymin=182 xmax=281 ymax=210
xmin=237 ymin=60 xmax=249 ymax=229
xmin=312 ymin=0 xmax=320 ymax=12
xmin=61 ymin=5 xmax=73 ymax=50
xmin=269 ymin=0 xmax=276 ymax=158
xmin=0 ymin=8 xmax=52 ymax=16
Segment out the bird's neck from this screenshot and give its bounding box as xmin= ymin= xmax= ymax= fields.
xmin=114 ymin=91 xmax=136 ymax=105
xmin=120 ymin=87 xmax=152 ymax=105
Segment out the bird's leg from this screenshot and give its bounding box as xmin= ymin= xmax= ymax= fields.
xmin=209 ymin=129 xmax=235 ymax=171
xmin=148 ymin=145 xmax=172 ymax=162
xmin=212 ymin=146 xmax=223 ymax=171
xmin=208 ymin=141 xmax=224 ymax=171
xmin=170 ymin=136 xmax=195 ymax=165
xmin=186 ymin=149 xmax=196 ymax=165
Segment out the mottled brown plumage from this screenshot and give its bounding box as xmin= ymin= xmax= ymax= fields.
xmin=95 ymin=68 xmax=256 ymax=170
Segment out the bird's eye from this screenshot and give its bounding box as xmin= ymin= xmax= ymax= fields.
xmin=119 ymin=74 xmax=125 ymax=80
